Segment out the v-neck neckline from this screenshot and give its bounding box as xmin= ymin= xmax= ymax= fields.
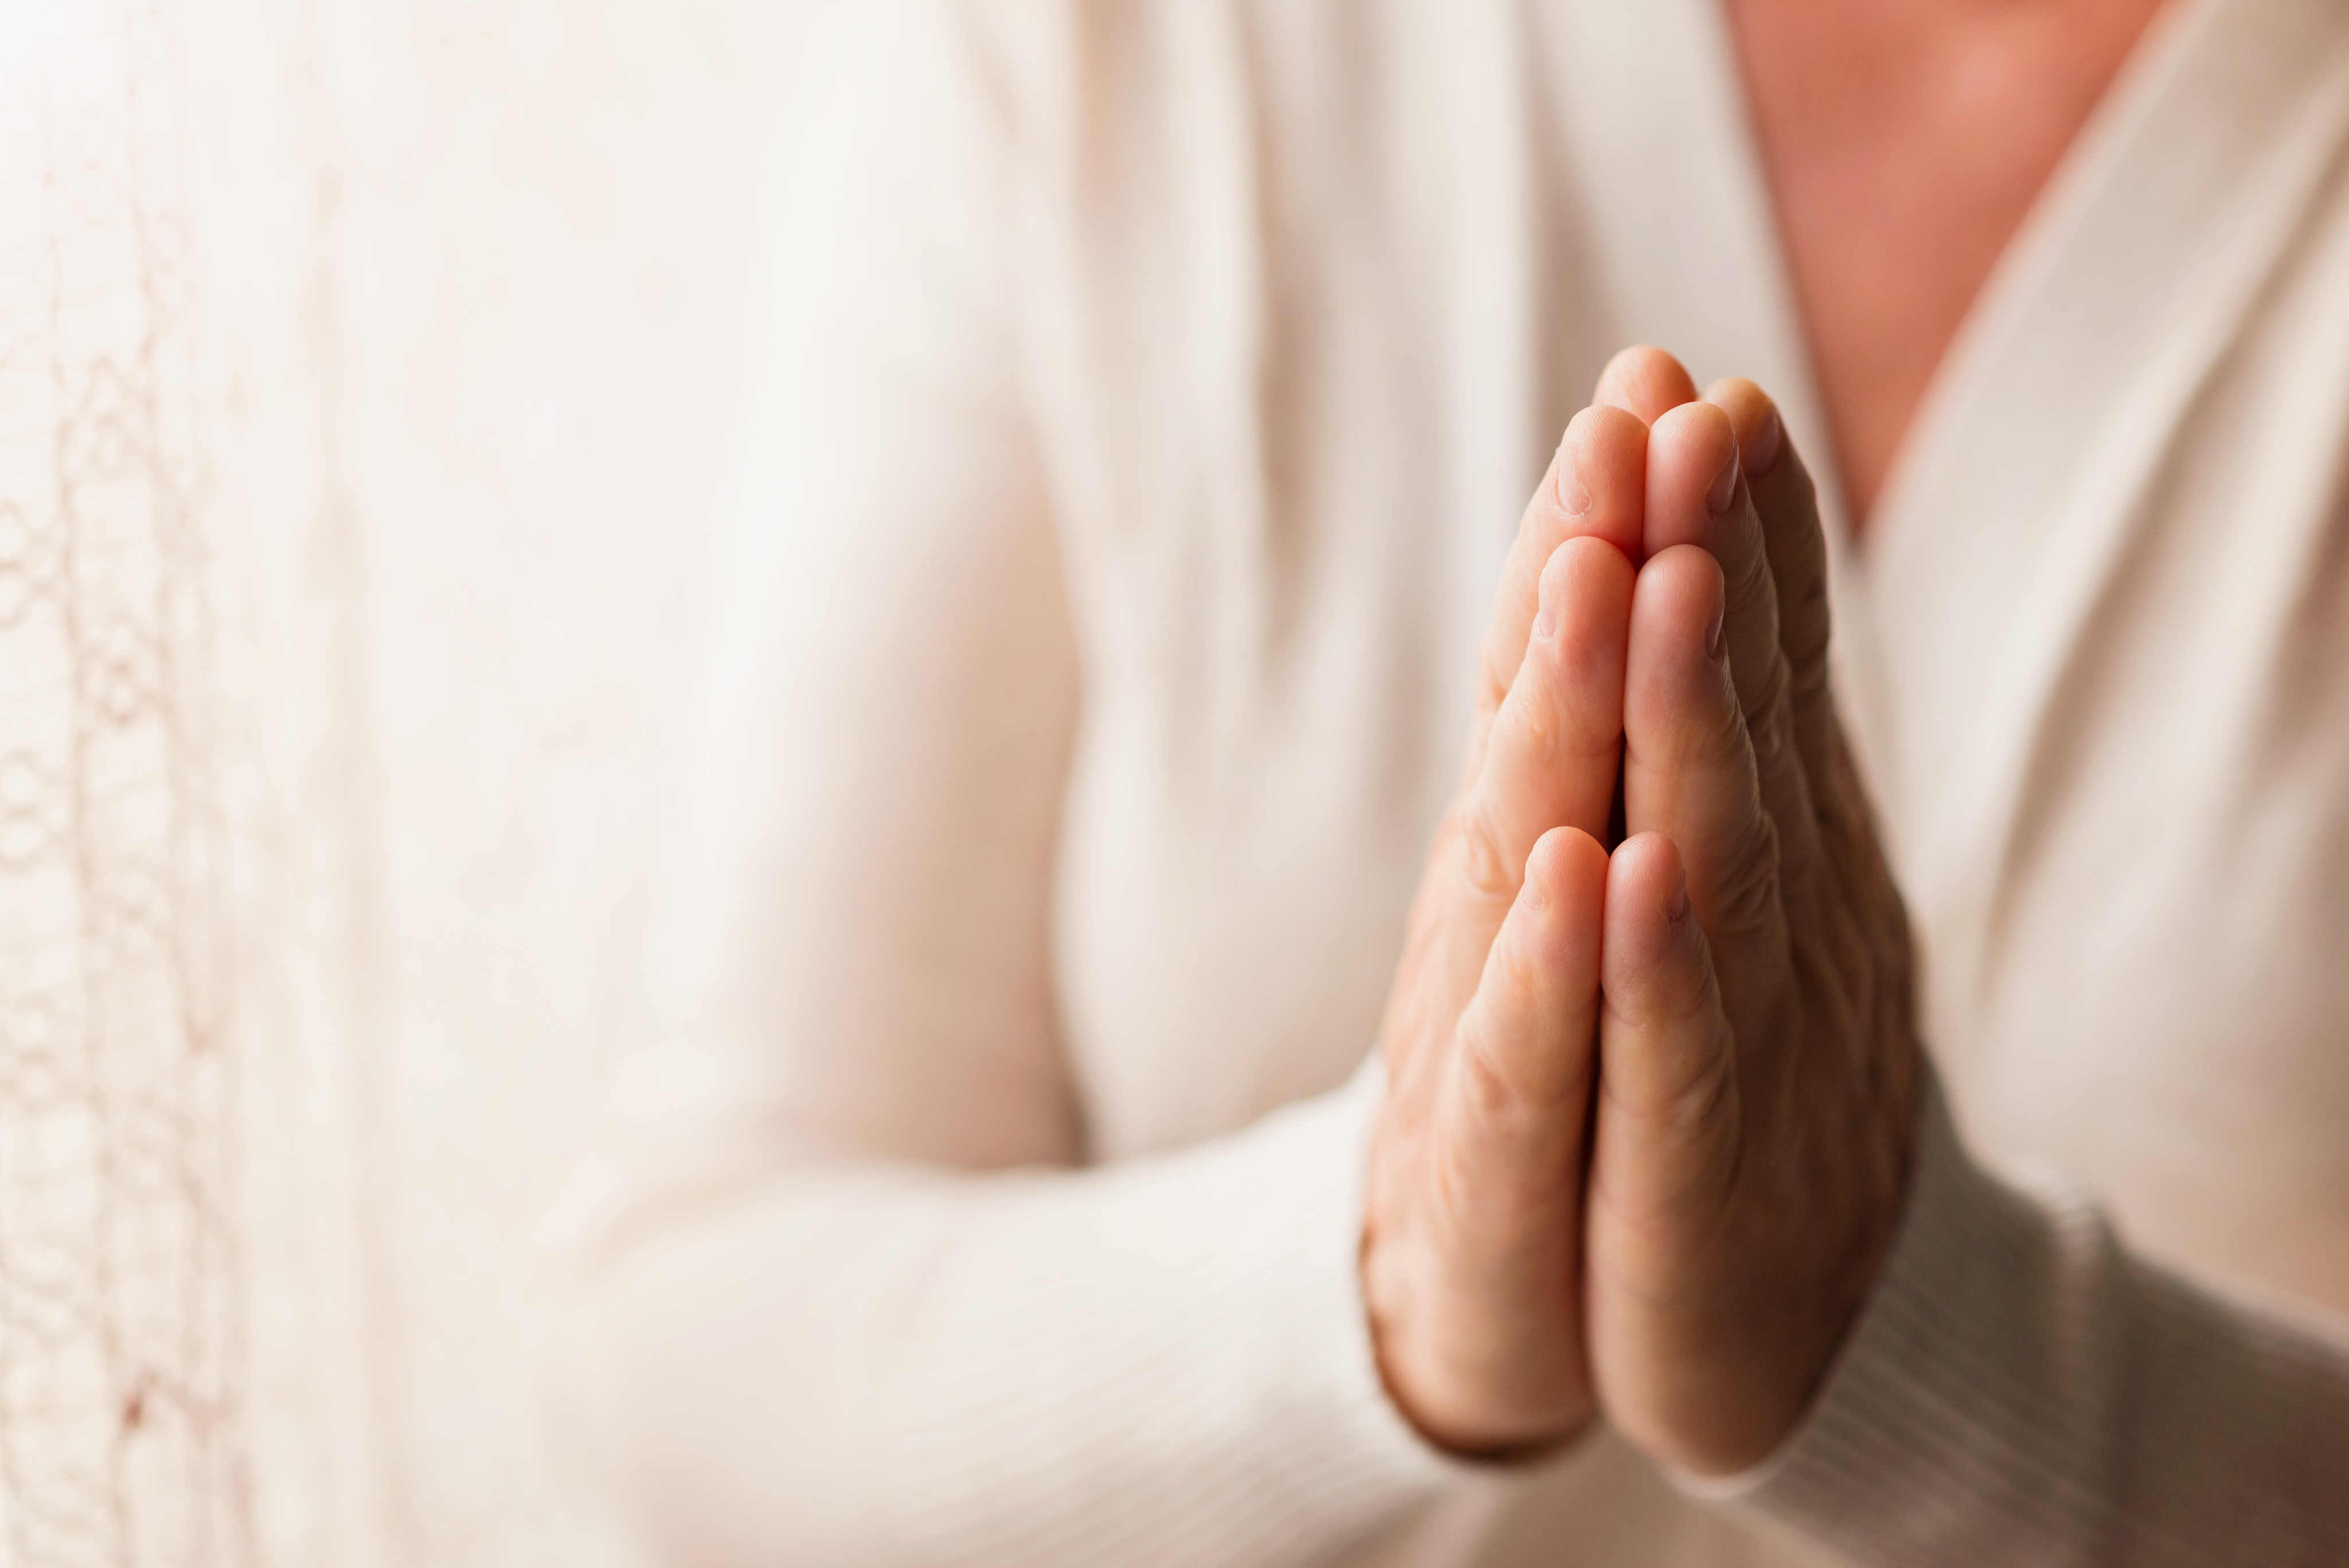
xmin=1535 ymin=0 xmax=1842 ymax=526
xmin=1535 ymin=0 xmax=1898 ymax=814
xmin=1537 ymin=0 xmax=2349 ymax=871
xmin=1853 ymin=0 xmax=2223 ymax=575
xmin=1861 ymin=0 xmax=2349 ymax=912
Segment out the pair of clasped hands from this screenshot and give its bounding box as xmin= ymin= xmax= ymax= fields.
xmin=1363 ymin=348 xmax=1923 ymax=1477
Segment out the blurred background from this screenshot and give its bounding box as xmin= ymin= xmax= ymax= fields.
xmin=0 ymin=2 xmax=810 ymax=1562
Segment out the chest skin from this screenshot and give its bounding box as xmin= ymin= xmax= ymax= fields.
xmin=1725 ymin=0 xmax=2169 ymax=525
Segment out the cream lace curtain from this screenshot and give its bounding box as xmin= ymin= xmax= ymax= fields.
xmin=0 ymin=3 xmax=802 ymax=1562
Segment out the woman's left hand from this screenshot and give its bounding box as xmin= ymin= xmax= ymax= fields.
xmin=1579 ymin=351 xmax=1925 ymax=1479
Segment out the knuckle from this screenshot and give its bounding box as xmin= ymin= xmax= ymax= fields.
xmin=1668 ymin=1022 xmax=1739 ymax=1143
xmin=1726 ymin=533 xmax=1780 ymax=635
xmin=1447 ymin=1019 xmax=1587 ymax=1221
xmin=1774 ymin=537 xmax=1833 ymax=660
xmin=1475 ymin=631 xmax=1516 ymax=721
xmin=1742 ymin=662 xmax=1796 ymax=770
xmin=1695 ymin=677 xmax=1751 ymax=768
xmin=1497 ymin=673 xmax=1563 ymax=769
xmin=1593 ymin=1012 xmax=1741 ymax=1216
xmin=1608 ymin=933 xmax=1720 ymax=1035
xmin=1452 ymin=1009 xmax=1515 ymax=1118
xmin=1709 ymin=808 xmax=1784 ymax=941
xmin=1455 ymin=794 xmax=1523 ymax=908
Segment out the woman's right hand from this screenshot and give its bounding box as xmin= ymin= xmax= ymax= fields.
xmin=1359 ymin=398 xmax=1653 ymax=1455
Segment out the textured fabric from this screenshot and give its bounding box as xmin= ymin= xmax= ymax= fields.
xmin=1697 ymin=1080 xmax=2349 ymax=1566
xmin=551 ymin=1067 xmax=1460 ymax=1566
xmin=548 ymin=0 xmax=2349 ymax=1563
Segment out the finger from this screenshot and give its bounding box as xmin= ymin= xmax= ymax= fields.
xmin=1621 ymin=545 xmax=1792 ymax=1035
xmin=1643 ymin=401 xmax=1773 ymax=716
xmin=1467 ymin=406 xmax=1647 ymax=786
xmin=1700 ymin=376 xmax=1784 ymax=482
xmin=1589 ymin=830 xmax=1748 ymax=1461
xmin=1439 ymin=825 xmax=1609 ymax=1175
xmin=1412 ymin=824 xmax=1607 ymax=1450
xmin=1641 ymin=400 xmax=1821 ymax=896
xmin=1702 ymin=377 xmax=1833 ymax=794
xmin=1590 ymin=831 xmax=1739 ymax=1243
xmin=1449 ymin=537 xmax=1635 ymax=976
xmin=1593 ymin=345 xmax=1699 ymax=426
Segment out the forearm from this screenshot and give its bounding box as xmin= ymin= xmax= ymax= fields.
xmin=551 ymin=1069 xmax=1452 ymax=1568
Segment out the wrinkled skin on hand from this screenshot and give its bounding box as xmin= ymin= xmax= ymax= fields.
xmin=1361 ymin=348 xmax=1922 ymax=1475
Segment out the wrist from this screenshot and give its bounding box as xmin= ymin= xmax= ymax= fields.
xmin=1360 ymin=1231 xmax=1595 ymax=1459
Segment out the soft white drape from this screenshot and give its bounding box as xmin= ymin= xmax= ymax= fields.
xmin=0 ymin=3 xmax=808 ymax=1562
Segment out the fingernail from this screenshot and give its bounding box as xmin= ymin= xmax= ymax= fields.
xmin=1704 ymin=600 xmax=1725 ymax=661
xmin=1745 ymin=406 xmax=1783 ymax=475
xmin=1557 ymin=462 xmax=1592 ymax=518
xmin=1530 ymin=607 xmax=1556 ymax=643
xmin=1665 ymin=868 xmax=1689 ymax=922
xmin=1706 ymin=444 xmax=1738 ymax=515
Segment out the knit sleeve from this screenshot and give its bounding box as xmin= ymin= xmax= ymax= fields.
xmin=543 ymin=5 xmax=1454 ymax=1561
xmin=1696 ymin=1072 xmax=2349 ymax=1566
xmin=552 ymin=1070 xmax=1454 ymax=1566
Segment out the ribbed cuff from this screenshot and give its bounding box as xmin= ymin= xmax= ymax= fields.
xmin=1686 ymin=1062 xmax=2349 ymax=1568
xmin=884 ymin=1060 xmax=1462 ymax=1564
xmin=1677 ymin=1071 xmax=2102 ymax=1562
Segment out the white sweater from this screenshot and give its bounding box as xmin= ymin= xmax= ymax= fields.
xmin=549 ymin=0 xmax=2349 ymax=1562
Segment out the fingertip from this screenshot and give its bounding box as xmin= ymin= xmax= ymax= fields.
xmin=1525 ymin=538 xmax=1634 ymax=789
xmin=1591 ymin=827 xmax=1738 ymax=1241
xmin=1509 ymin=826 xmax=1608 ymax=1013
xmin=1654 ymin=397 xmax=1737 ymax=446
xmin=1602 ymin=833 xmax=1706 ymax=1010
xmin=1554 ymin=405 xmax=1650 ymax=559
xmin=1607 ymin=830 xmax=1685 ymax=913
xmin=1644 ymin=402 xmax=1742 ymax=556
xmin=1624 ymin=545 xmax=1736 ymax=777
xmin=1594 ymin=346 xmax=1700 ymax=424
xmin=1526 ymin=823 xmax=1610 ymax=910
xmin=1483 ymin=408 xmax=1646 ymax=730
xmin=1536 ymin=533 xmax=1637 ymax=638
xmin=1702 ymin=377 xmax=1784 ymax=477
xmin=1631 ymin=543 xmax=1728 ymax=659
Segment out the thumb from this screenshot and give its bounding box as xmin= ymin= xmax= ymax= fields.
xmin=1591 ymin=832 xmax=1741 ymax=1280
